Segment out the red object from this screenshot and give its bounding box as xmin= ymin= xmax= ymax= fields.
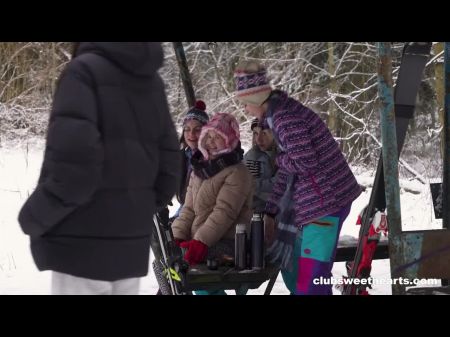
xmin=194 ymin=100 xmax=206 ymax=111
xmin=349 ymin=210 xmax=388 ymax=295
xmin=180 ymin=240 xmax=208 ymax=266
xmin=174 ymin=239 xmax=185 ymax=247
xmin=356 ymin=226 xmax=378 ymax=279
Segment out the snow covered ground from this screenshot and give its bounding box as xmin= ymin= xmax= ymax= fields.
xmin=0 ymin=142 xmax=443 ymax=295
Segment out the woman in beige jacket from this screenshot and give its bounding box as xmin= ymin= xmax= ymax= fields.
xmin=172 ymin=113 xmax=253 ymax=267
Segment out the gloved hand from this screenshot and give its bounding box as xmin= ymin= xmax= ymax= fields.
xmin=179 ymin=240 xmax=208 ymax=266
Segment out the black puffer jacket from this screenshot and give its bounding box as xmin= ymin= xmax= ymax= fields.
xmin=18 ymin=42 xmax=181 ymax=281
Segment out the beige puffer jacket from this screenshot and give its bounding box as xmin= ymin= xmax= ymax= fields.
xmin=172 ymin=162 xmax=253 ymax=247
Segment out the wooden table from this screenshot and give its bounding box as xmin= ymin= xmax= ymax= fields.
xmin=183 ymin=264 xmax=280 ymax=295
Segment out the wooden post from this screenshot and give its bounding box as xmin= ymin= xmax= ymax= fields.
xmin=173 ymin=42 xmax=196 ymax=108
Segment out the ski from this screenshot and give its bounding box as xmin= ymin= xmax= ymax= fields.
xmin=152 ymin=209 xmax=190 ymax=295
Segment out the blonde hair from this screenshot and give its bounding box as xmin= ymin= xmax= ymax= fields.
xmin=235 ymin=60 xmax=266 ymax=74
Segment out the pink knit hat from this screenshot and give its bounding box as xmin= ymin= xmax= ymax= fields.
xmin=198 ymin=113 xmax=240 ymax=160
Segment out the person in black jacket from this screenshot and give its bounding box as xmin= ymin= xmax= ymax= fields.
xmin=18 ymin=42 xmax=181 ymax=295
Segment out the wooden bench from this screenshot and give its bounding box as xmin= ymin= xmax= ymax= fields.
xmin=335 ymin=238 xmax=389 ymax=262
xmin=183 ymin=263 xmax=280 ymax=294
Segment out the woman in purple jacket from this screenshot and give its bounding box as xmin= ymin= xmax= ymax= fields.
xmin=234 ymin=60 xmax=362 ymax=295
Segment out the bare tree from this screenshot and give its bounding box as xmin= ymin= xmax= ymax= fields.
xmin=0 ymin=42 xmax=444 ymax=182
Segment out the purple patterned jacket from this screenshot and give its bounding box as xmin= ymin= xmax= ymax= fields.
xmin=264 ymin=90 xmax=362 ymax=226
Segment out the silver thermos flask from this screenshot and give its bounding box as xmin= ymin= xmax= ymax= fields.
xmin=251 ymin=213 xmax=264 ymax=269
xmin=235 ymin=224 xmax=247 ymax=270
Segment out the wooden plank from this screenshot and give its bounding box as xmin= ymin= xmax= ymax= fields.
xmin=335 ymin=239 xmax=389 ymax=262
xmin=418 ymin=230 xmax=450 ymax=278
xmin=391 ymin=230 xmax=450 ymax=279
xmin=183 ymin=264 xmax=279 ymax=292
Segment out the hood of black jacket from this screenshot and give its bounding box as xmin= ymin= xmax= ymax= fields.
xmin=76 ymin=42 xmax=163 ymax=77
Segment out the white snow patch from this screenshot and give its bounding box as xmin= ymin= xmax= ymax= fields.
xmin=0 ymin=143 xmax=443 ymax=295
